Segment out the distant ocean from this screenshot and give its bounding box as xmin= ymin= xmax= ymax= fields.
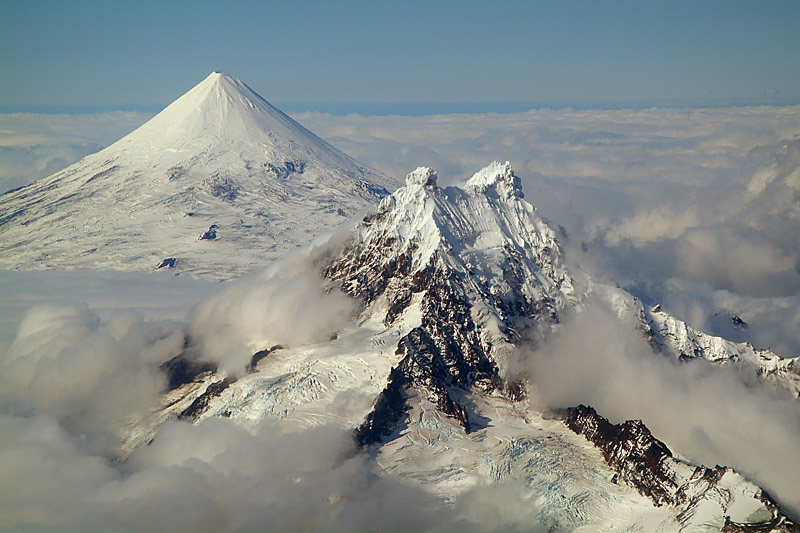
xmin=2 ymin=99 xmax=794 ymax=117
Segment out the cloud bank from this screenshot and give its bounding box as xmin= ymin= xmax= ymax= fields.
xmin=187 ymin=252 xmax=357 ymax=375
xmin=7 ymin=105 xmax=800 ymax=321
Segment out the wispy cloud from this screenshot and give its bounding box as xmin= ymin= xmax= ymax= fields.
xmin=512 ymin=298 xmax=800 ymax=517
xmin=187 ymin=251 xmax=357 ymax=375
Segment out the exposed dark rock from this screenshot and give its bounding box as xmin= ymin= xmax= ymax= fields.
xmin=199 ymin=224 xmax=218 ymax=240
xmin=354 ymin=366 xmax=408 ymax=446
xmin=565 ymin=404 xmax=677 ymax=506
xmin=263 ymin=160 xmax=306 ymax=179
xmin=156 ymin=257 xmax=177 ymax=269
xmin=356 ymin=180 xmax=391 ymax=198
xmin=208 ymin=173 xmax=239 ymax=201
xmin=84 ymin=165 xmax=119 ymax=184
xmin=321 ymin=186 xmax=570 ymax=447
xmin=248 ymin=345 xmax=283 ymax=373
xmin=322 ymin=236 xmax=414 ymax=308
xmin=384 ymin=286 xmax=412 ymax=326
xmin=159 ymin=351 xmax=216 ymax=391
xmin=330 ymin=248 xmax=498 ymax=446
xmin=167 ymin=164 xmax=185 ymax=181
xmin=178 ymin=377 xmax=233 ymax=421
xmin=565 ymin=404 xmax=798 ymax=531
xmin=730 ymin=313 xmax=749 ymax=330
xmin=722 ymin=516 xmax=796 ymax=533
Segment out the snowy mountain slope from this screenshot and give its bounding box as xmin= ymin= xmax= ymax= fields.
xmin=117 ymin=162 xmax=798 ymax=530
xmin=0 ymin=72 xmax=397 ymax=280
xmin=597 ymin=284 xmax=800 ymax=397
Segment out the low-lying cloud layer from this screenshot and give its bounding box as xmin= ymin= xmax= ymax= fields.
xmin=1 ymin=305 xmax=177 ymax=451
xmin=5 ymin=106 xmax=800 ymax=322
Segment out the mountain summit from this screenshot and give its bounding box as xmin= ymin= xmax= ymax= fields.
xmin=0 ymin=72 xmax=397 ymax=280
xmin=117 ymin=72 xmax=365 ymax=171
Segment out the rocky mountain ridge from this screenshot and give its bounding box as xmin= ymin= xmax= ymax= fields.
xmin=566 ymin=405 xmax=797 ymax=532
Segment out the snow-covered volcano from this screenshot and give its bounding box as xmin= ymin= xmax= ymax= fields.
xmin=0 ymin=72 xmax=397 ymax=280
xmin=115 ymin=162 xmax=798 ymax=531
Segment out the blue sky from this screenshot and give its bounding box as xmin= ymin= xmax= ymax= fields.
xmin=2 ymin=0 xmax=800 ymax=111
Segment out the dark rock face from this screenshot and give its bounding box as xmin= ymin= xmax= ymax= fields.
xmin=159 ymin=350 xmax=216 ymax=391
xmin=353 ymin=366 xmax=408 ymax=446
xmin=332 ymin=252 xmax=496 ymax=446
xmin=320 ymin=179 xmax=569 ymax=447
xmin=263 ymin=160 xmax=306 ymax=179
xmin=199 ymin=224 xmax=218 ymax=240
xmin=85 ymin=165 xmax=120 ymax=184
xmin=248 ymin=345 xmax=282 ymax=373
xmin=565 ymin=405 xmax=678 ymax=506
xmin=156 ymin=257 xmax=177 ymax=269
xmin=317 ymin=171 xmax=797 ymax=527
xmin=179 ymin=377 xmax=233 ymax=421
xmin=565 ymin=405 xmax=798 ymax=532
xmin=730 ymin=313 xmax=749 ymax=330
xmin=208 ymin=173 xmax=239 ymax=201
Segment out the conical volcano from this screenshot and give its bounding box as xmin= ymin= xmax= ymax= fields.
xmin=0 ymin=72 xmax=397 ymax=280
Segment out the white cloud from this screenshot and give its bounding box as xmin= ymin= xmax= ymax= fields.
xmin=0 ymin=244 xmax=562 ymax=532
xmin=603 ymin=205 xmax=702 ymax=246
xmin=187 ymin=251 xmax=357 ymax=375
xmin=0 ymin=304 xmax=181 ymax=452
xmin=0 ymin=410 xmax=455 ymax=532
xmin=0 ymin=269 xmax=218 ymax=350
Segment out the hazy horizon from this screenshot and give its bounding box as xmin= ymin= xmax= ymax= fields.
xmin=4 ymin=1 xmax=800 ymax=108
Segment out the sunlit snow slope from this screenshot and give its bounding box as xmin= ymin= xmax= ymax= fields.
xmin=0 ymin=72 xmax=397 ymax=280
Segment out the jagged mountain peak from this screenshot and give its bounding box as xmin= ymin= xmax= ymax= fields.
xmin=365 ymin=162 xmax=571 ymax=293
xmin=327 ymin=162 xmax=575 ymax=381
xmin=120 ymin=160 xmax=799 ymax=529
xmin=404 ymin=166 xmax=438 ymax=189
xmin=465 ymin=160 xmax=523 ymax=198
